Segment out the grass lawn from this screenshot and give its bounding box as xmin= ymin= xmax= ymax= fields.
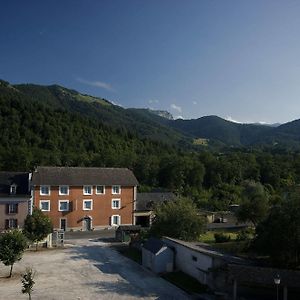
xmin=199 ymin=231 xmax=238 ymax=243
xmin=212 ymin=240 xmax=250 ymax=255
xmin=162 ymin=271 xmax=208 ymax=294
xmin=199 ymin=230 xmax=254 ymax=256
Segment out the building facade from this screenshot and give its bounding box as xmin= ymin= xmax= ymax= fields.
xmin=134 ymin=192 xmax=176 ymax=227
xmin=0 ymin=172 xmax=31 ymax=231
xmin=32 ymin=166 xmax=138 ymax=231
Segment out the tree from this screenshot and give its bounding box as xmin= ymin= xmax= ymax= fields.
xmin=236 ymin=181 xmax=269 ymax=226
xmin=209 ymin=183 xmax=241 ymax=211
xmin=254 ymin=192 xmax=300 ymax=267
xmin=23 ymin=208 xmax=52 ymax=250
xmin=21 ymin=268 xmax=35 ymax=300
xmin=150 ymin=197 xmax=206 ymax=241
xmin=0 ymin=230 xmax=28 ymax=277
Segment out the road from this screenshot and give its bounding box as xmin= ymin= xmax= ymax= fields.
xmin=0 ymin=237 xmax=190 ymax=300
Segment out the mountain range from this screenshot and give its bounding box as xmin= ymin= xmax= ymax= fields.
xmin=2 ymin=79 xmax=300 ymax=149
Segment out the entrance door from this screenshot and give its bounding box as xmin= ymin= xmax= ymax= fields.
xmin=60 ymin=219 xmax=67 ymax=231
xmin=83 ymin=217 xmax=92 ymax=231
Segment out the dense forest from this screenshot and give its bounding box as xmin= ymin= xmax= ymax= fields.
xmin=1 ymin=79 xmax=300 ymax=211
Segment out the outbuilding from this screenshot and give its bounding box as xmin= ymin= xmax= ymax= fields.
xmin=115 ymin=225 xmax=141 ymax=242
xmin=142 ymin=237 xmax=174 ymax=274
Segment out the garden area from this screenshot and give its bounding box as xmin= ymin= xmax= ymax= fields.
xmin=198 ymin=228 xmax=255 ymax=256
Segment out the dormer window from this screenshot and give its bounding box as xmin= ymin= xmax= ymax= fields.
xmin=10 ymin=184 xmax=17 ymax=195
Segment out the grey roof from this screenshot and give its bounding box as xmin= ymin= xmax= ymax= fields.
xmin=0 ymin=172 xmax=30 ymax=197
xmin=136 ymin=192 xmax=176 ymax=211
xmin=143 ymin=237 xmax=167 ymax=254
xmin=163 ymin=237 xmax=246 ymax=264
xmin=116 ymin=225 xmax=141 ymax=232
xmin=32 ymin=166 xmax=138 ymax=186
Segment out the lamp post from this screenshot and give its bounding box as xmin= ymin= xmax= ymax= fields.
xmin=274 ymin=274 xmax=281 ymax=300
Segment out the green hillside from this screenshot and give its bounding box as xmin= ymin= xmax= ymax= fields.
xmin=2 ymin=79 xmax=300 ymax=208
xmin=14 ymin=82 xmax=189 ymax=146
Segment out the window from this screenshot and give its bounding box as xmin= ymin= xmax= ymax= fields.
xmin=8 ymin=203 xmax=18 ymax=214
xmin=83 ymin=199 xmax=93 ymax=210
xmin=96 ymin=185 xmax=105 ymax=194
xmin=83 ymin=185 xmax=92 ymax=195
xmin=10 ymin=184 xmax=17 ymax=195
xmin=59 ymin=200 xmax=69 ymax=212
xmin=59 ymin=185 xmax=69 ymax=195
xmin=111 ymin=215 xmax=120 ymax=226
xmin=40 ymin=185 xmax=50 ymax=195
xmin=40 ymin=200 xmax=50 ymax=212
xmin=112 ymin=199 xmax=121 ymax=209
xmin=5 ymin=219 xmax=17 ymax=229
xmin=112 ymin=185 xmax=121 ymax=194
xmin=192 ymin=255 xmax=198 ymax=262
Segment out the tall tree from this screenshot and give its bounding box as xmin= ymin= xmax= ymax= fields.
xmin=236 ymin=181 xmax=269 ymax=226
xmin=0 ymin=230 xmax=28 ymax=277
xmin=254 ymin=192 xmax=300 ymax=267
xmin=150 ymin=197 xmax=206 ymax=241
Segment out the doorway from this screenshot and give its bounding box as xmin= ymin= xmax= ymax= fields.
xmin=83 ymin=216 xmax=92 ymax=231
xmin=60 ymin=218 xmax=67 ymax=231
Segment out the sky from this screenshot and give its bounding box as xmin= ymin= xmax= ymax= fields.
xmin=1 ymin=0 xmax=300 ymax=123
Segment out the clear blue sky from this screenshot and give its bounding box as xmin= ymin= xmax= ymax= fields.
xmin=1 ymin=0 xmax=300 ymax=123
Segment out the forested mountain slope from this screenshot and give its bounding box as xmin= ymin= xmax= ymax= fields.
xmin=14 ymin=82 xmax=189 ymax=146
xmin=2 ymin=79 xmax=300 ymax=209
xmin=3 ymin=79 xmax=300 ymax=148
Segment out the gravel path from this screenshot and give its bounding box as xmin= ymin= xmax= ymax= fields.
xmin=0 ymin=239 xmax=190 ymax=300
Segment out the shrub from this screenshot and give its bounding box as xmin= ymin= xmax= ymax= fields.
xmin=236 ymin=228 xmax=254 ymax=241
xmin=214 ymin=232 xmax=231 ymax=243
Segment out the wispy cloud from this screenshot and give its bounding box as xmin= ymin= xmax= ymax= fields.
xmin=192 ymin=101 xmax=197 ymax=105
xmin=225 ymin=116 xmax=268 ymax=124
xmin=149 ymin=99 xmax=159 ymax=104
xmin=76 ymin=77 xmax=116 ymax=92
xmin=110 ymin=100 xmax=123 ymax=107
xmin=170 ymin=103 xmax=182 ymax=113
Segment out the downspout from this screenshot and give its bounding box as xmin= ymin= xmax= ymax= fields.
xmin=28 ymin=172 xmax=33 ymax=215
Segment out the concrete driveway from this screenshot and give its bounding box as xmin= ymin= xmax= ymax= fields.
xmin=0 ymin=238 xmax=190 ymax=300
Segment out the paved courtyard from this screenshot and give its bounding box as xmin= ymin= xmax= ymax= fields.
xmin=0 ymin=238 xmax=189 ymax=300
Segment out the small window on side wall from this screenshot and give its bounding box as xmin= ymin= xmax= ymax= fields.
xmin=112 ymin=185 xmax=121 ymax=195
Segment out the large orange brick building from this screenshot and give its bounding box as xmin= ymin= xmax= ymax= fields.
xmin=32 ymin=167 xmax=138 ymax=231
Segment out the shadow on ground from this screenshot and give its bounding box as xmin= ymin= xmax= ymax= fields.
xmin=67 ymin=243 xmax=187 ymax=299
